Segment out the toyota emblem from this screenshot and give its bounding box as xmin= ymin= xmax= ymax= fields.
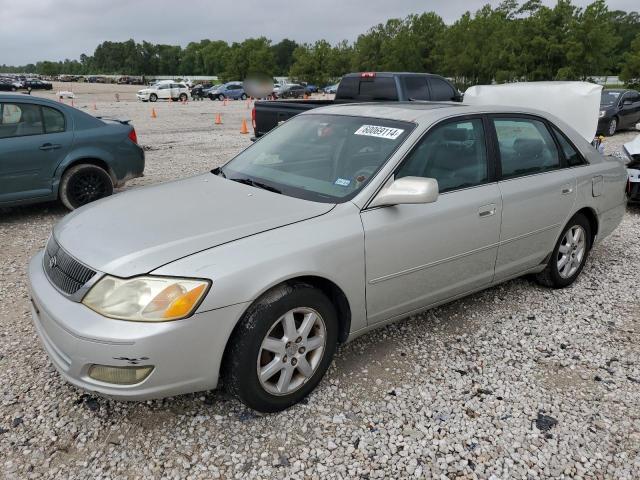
xmin=49 ymin=256 xmax=57 ymax=269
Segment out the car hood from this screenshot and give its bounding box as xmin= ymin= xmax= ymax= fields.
xmin=53 ymin=174 xmax=334 ymax=277
xmin=138 ymin=88 xmax=153 ymax=94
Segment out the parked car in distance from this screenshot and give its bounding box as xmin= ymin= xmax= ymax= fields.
xmin=136 ymin=82 xmax=189 ymax=102
xmin=28 ymin=102 xmax=626 ymax=413
xmin=0 ymin=80 xmax=19 ymax=91
xmin=0 ymin=93 xmax=144 ymax=209
xmin=304 ymin=84 xmax=319 ymax=94
xmin=24 ymin=79 xmax=53 ymax=90
xmin=278 ymin=84 xmax=306 ymax=99
xmin=323 ymin=83 xmax=339 ymax=94
xmin=208 ymin=82 xmax=247 ymax=101
xmin=253 ymin=72 xmax=462 ymax=137
xmin=598 ymin=89 xmax=640 ymax=136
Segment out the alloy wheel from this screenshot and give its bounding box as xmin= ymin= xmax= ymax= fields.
xmin=557 ymin=225 xmax=586 ymax=279
xmin=68 ymin=171 xmax=108 ymax=206
xmin=257 ymin=307 xmax=326 ymax=395
xmin=609 ymin=118 xmax=617 ymax=136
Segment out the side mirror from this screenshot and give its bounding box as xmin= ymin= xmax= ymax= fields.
xmin=370 ymin=176 xmax=439 ymax=208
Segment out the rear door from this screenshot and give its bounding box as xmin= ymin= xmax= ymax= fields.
xmin=491 ymin=115 xmax=577 ymax=281
xmin=427 ymin=77 xmax=459 ymax=101
xmin=0 ymin=102 xmax=73 ymax=203
xmin=401 ymin=76 xmax=430 ymax=101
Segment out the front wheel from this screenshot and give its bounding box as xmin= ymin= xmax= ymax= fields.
xmin=535 ymin=214 xmax=591 ymax=288
xmin=225 ymin=283 xmax=338 ymax=413
xmin=605 ymin=117 xmax=617 ymax=136
xmin=217 ymin=94 xmax=225 ymax=101
xmin=149 ymin=93 xmax=158 ymax=102
xmin=59 ymin=164 xmax=114 ymax=210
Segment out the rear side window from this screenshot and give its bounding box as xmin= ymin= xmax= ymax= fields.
xmin=42 ymin=106 xmax=65 ymax=133
xmin=552 ymin=126 xmax=584 ymax=167
xmin=494 ymin=118 xmax=560 ymax=179
xmin=0 ymin=103 xmax=44 ymax=138
xmin=429 ymin=77 xmax=457 ymax=101
xmin=402 ymin=77 xmax=429 ymax=100
xmin=337 ymin=77 xmax=398 ymax=100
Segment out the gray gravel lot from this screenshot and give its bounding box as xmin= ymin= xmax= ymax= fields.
xmin=1 ymin=84 xmax=639 ymax=479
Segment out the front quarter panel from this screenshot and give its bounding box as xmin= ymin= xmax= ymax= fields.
xmin=151 ymin=202 xmax=367 ymax=335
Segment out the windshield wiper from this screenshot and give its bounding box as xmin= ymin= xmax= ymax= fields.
xmin=230 ymin=177 xmax=282 ymax=194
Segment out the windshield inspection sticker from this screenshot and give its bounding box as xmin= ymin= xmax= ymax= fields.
xmin=355 ymin=125 xmax=404 ymax=140
xmin=334 ymin=178 xmax=351 ymax=187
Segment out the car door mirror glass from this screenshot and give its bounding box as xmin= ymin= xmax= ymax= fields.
xmin=370 ymin=176 xmax=439 ymax=208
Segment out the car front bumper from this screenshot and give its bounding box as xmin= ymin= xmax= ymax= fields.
xmin=136 ymin=93 xmax=150 ymax=101
xmin=28 ymin=251 xmax=249 ymax=401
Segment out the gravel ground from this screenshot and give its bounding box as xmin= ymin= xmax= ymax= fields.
xmin=1 ymin=84 xmax=639 ymax=479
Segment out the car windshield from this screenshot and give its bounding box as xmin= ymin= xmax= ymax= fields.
xmin=218 ymin=114 xmax=414 ymax=203
xmin=601 ymin=91 xmax=621 ymax=106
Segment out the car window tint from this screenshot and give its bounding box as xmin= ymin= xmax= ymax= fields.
xmin=402 ymin=77 xmax=429 ymax=100
xmin=396 ymin=119 xmax=488 ymax=193
xmin=429 ymin=77 xmax=456 ymax=101
xmin=0 ymin=103 xmax=44 ymax=138
xmin=42 ymin=106 xmax=65 ymax=133
xmin=494 ymin=118 xmax=560 ymax=179
xmin=552 ymin=126 xmax=583 ymax=167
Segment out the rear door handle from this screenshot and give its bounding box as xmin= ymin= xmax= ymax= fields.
xmin=39 ymin=143 xmax=61 ymax=151
xmin=478 ymin=203 xmax=496 ymax=218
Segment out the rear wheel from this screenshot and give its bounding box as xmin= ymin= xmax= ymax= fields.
xmin=225 ymin=283 xmax=338 ymax=412
xmin=59 ymin=164 xmax=114 ymax=210
xmin=179 ymin=93 xmax=188 ymax=102
xmin=241 ymin=93 xmax=248 ymax=100
xmin=535 ymin=214 xmax=591 ymax=288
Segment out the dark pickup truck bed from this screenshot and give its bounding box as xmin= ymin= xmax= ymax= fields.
xmin=252 ymin=72 xmax=461 ymax=137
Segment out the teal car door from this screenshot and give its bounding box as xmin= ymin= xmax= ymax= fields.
xmin=0 ymin=102 xmax=73 ymax=203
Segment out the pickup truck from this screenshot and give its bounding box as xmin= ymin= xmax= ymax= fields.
xmin=252 ymin=72 xmax=462 ymax=137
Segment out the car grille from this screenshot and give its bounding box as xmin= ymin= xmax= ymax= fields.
xmin=43 ymin=236 xmax=96 ymax=296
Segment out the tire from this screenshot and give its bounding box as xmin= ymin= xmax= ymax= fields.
xmin=535 ymin=213 xmax=591 ymax=288
xmin=59 ymin=164 xmax=114 ymax=210
xmin=11 ymin=86 xmax=16 ymax=92
xmin=217 ymin=94 xmax=225 ymax=101
xmin=605 ymin=117 xmax=617 ymax=136
xmin=241 ymin=93 xmax=247 ymax=100
xmin=208 ymin=94 xmax=215 ymax=101
xmin=149 ymin=93 xmax=158 ymax=102
xmin=225 ymin=283 xmax=338 ymax=413
xmin=179 ymin=93 xmax=188 ymax=102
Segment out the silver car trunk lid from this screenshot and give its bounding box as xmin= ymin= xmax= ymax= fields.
xmin=54 ymin=174 xmax=334 ymax=277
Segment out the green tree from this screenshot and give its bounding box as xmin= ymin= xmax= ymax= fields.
xmin=223 ymin=37 xmax=275 ymax=80
xmin=272 ymin=39 xmax=298 ymax=75
xmin=621 ymin=32 xmax=640 ymax=87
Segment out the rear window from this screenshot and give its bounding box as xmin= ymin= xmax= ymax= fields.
xmin=337 ymin=77 xmax=398 ymax=101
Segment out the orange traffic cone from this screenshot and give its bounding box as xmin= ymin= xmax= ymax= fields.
xmin=240 ymin=118 xmax=249 ymax=134
xmin=215 ymin=113 xmax=223 ymax=125
xmin=151 ymin=108 xmax=157 ymax=119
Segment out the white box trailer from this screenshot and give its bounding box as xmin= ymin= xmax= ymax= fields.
xmin=464 ymin=82 xmax=602 ymax=143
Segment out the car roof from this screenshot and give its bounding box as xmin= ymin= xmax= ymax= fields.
xmin=304 ymin=101 xmax=570 ymax=125
xmin=0 ymin=92 xmax=65 ymax=107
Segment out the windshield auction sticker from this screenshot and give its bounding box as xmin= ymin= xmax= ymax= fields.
xmin=354 ymin=125 xmax=404 ymax=140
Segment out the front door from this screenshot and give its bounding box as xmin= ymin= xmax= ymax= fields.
xmin=0 ymin=102 xmax=73 ymax=203
xmin=491 ymin=115 xmax=577 ymax=281
xmin=361 ymin=117 xmax=501 ymax=324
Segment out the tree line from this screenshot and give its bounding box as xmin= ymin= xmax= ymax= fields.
xmin=2 ymin=0 xmax=639 ymax=88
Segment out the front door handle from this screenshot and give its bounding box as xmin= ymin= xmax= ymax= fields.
xmin=478 ymin=204 xmax=496 ymax=218
xmin=561 ymin=185 xmax=574 ymax=195
xmin=39 ymin=143 xmax=61 ymax=151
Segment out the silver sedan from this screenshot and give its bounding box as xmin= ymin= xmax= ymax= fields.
xmin=28 ymin=103 xmax=627 ymax=412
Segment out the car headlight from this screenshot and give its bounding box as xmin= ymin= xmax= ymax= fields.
xmin=82 ymin=276 xmax=210 ymax=322
xmin=599 ymin=110 xmax=606 ymax=118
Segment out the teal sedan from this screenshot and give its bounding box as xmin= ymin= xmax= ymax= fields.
xmin=0 ymin=93 xmax=144 ymax=209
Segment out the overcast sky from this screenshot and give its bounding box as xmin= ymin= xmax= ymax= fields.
xmin=0 ymin=0 xmax=637 ymax=65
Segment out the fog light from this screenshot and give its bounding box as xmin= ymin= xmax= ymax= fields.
xmin=88 ymin=365 xmax=154 ymax=385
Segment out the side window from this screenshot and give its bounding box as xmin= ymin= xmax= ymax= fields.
xmin=0 ymin=103 xmax=44 ymax=138
xmin=396 ymin=118 xmax=488 ymax=193
xmin=402 ymin=77 xmax=429 ymax=100
xmin=494 ymin=118 xmax=560 ymax=179
xmin=42 ymin=106 xmax=65 ymax=134
xmin=552 ymin=126 xmax=584 ymax=167
xmin=429 ymin=77 xmax=456 ymax=101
